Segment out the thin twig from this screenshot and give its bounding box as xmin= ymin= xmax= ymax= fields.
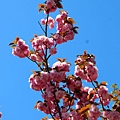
xmin=45 ymin=13 xmax=49 ymax=37
xmin=44 ymin=13 xmax=50 ymax=72
xmin=47 ymin=54 xmax=51 ymax=60
xmin=66 ymin=86 xmax=74 ymax=112
xmin=91 ymin=81 xmax=105 ymax=110
xmin=48 ymin=105 xmax=56 ymax=120
xmin=47 ymin=43 xmax=57 ymax=60
xmin=53 ymin=90 xmax=62 ymax=120
xmin=38 ymin=21 xmax=46 ymax=34
xmin=27 ymin=56 xmax=43 ymax=71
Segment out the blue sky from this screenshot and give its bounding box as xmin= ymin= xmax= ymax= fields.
xmin=0 ymin=0 xmax=120 ymax=120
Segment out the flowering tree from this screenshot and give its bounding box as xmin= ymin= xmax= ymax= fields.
xmin=9 ymin=0 xmax=120 ymax=120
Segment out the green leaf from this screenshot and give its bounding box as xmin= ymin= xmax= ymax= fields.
xmin=111 ymin=84 xmax=117 ymax=88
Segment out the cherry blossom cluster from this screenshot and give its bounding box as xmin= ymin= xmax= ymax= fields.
xmin=103 ymin=110 xmax=120 ymax=120
xmin=10 ymin=39 xmax=120 ymax=120
xmin=38 ymin=0 xmax=63 ymax=14
xmin=74 ymin=51 xmax=98 ymax=82
xmin=98 ymin=85 xmax=111 ymax=106
xmin=29 ymin=60 xmax=70 ymax=91
xmin=30 ymin=34 xmax=56 ymax=62
xmin=29 ymin=71 xmax=51 ymax=91
xmin=28 ymin=53 xmax=114 ymax=120
xmin=41 ymin=17 xmax=54 ymax=29
xmin=44 ymin=0 xmax=57 ymax=14
xmin=88 ymin=104 xmax=101 ymax=120
xmin=54 ymin=10 xmax=76 ymax=44
xmin=11 ymin=7 xmax=77 ymax=61
xmin=41 ymin=10 xmax=77 ymax=43
xmin=9 ymin=0 xmax=120 ymax=120
xmin=25 ymin=46 xmax=120 ymax=120
xmin=11 ymin=37 xmax=29 ymax=58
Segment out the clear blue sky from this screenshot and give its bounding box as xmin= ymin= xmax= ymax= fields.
xmin=0 ymin=0 xmax=120 ymax=120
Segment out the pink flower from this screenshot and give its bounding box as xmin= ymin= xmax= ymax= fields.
xmin=55 ymin=14 xmax=62 ymax=22
xmin=86 ymin=63 xmax=98 ymax=81
xmin=74 ymin=65 xmax=87 ymax=80
xmin=41 ymin=18 xmax=46 ymax=25
xmin=37 ymin=101 xmax=44 ymax=111
xmin=29 ymin=72 xmax=51 ymax=91
xmin=49 ymin=23 xmax=54 ymax=29
xmin=64 ymin=31 xmax=74 ymax=41
xmin=53 ymin=33 xmax=60 ymax=39
xmin=32 ymin=35 xmax=54 ymax=50
xmin=67 ymin=78 xmax=82 ymax=92
xmin=52 ymin=61 xmax=70 ymax=72
xmin=40 ymin=71 xmax=51 ymax=82
xmin=50 ymin=47 xmax=57 ymax=55
xmin=103 ymin=111 xmax=120 ymax=120
xmin=44 ymin=0 xmax=57 ymax=14
xmin=61 ymin=11 xmax=68 ymax=19
xmin=74 ymin=56 xmax=98 ymax=82
xmin=70 ymin=111 xmax=84 ymax=120
xmin=50 ymin=70 xmax=66 ymax=82
xmin=88 ymin=105 xmax=101 ymax=120
xmin=12 ymin=38 xmax=29 ymax=58
xmin=36 ymin=52 xmax=44 ymax=62
xmin=57 ymin=22 xmax=64 ymax=30
xmin=48 ymin=17 xmax=54 ymax=24
xmin=32 ymin=35 xmax=45 ymax=50
xmin=98 ymin=86 xmax=110 ymax=106
xmin=55 ymin=90 xmax=65 ymax=100
xmin=98 ymin=86 xmax=108 ymax=96
xmin=47 ymin=17 xmax=55 ymax=29
xmin=55 ymin=36 xmax=64 ymax=44
xmin=30 ymin=54 xmax=37 ymax=61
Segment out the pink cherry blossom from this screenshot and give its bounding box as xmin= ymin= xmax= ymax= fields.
xmin=61 ymin=11 xmax=68 ymax=19
xmin=55 ymin=14 xmax=63 ymax=22
xmin=85 ymin=63 xmax=98 ymax=82
xmin=47 ymin=17 xmax=55 ymax=29
xmin=48 ymin=17 xmax=54 ymax=24
xmin=98 ymin=86 xmax=111 ymax=106
xmin=12 ymin=38 xmax=29 ymax=58
xmin=88 ymin=105 xmax=101 ymax=120
xmin=52 ymin=61 xmax=70 ymax=72
xmin=74 ymin=55 xmax=98 ymax=82
xmin=10 ymin=0 xmax=118 ymax=119
xmin=49 ymin=23 xmax=54 ymax=29
xmin=67 ymin=78 xmax=82 ymax=92
xmin=32 ymin=35 xmax=54 ymax=51
xmin=30 ymin=54 xmax=37 ymax=61
xmin=74 ymin=65 xmax=87 ymax=80
xmin=70 ymin=111 xmax=84 ymax=120
xmin=64 ymin=31 xmax=74 ymax=41
xmin=29 ymin=72 xmax=51 ymax=91
xmin=41 ymin=18 xmax=46 ymax=25
xmin=50 ymin=70 xmax=66 ymax=82
xmin=44 ymin=0 xmax=57 ymax=14
xmin=50 ymin=47 xmax=57 ymax=55
xmin=55 ymin=90 xmax=65 ymax=100
xmin=102 ymin=110 xmax=120 ymax=120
